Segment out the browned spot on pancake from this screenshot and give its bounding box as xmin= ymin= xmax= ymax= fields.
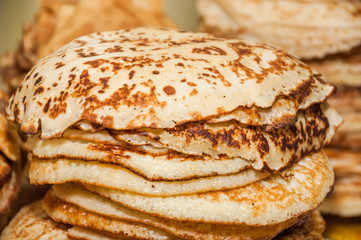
xmin=67 ymin=74 xmax=76 ymax=89
xmin=126 ymin=107 xmax=162 ymax=129
xmin=187 ymin=82 xmax=197 ymax=86
xmin=13 ymin=104 xmax=20 ymax=122
xmin=105 ymin=45 xmax=123 ymax=53
xmin=81 ymin=83 xmax=166 ymax=127
xmin=55 ymin=62 xmax=65 ymax=69
xmin=84 ymin=59 xmax=108 ymax=68
xmin=34 ymin=87 xmax=44 ymax=95
xmin=152 ymin=70 xmax=160 ymax=75
xmin=99 ymin=77 xmax=110 ymax=90
xmin=77 ymin=51 xmax=98 ymax=58
xmin=129 ymin=70 xmax=135 ymax=80
xmin=192 ymin=46 xmax=226 ymax=55
xmin=43 ymin=98 xmax=52 ymax=113
xmin=189 ymin=89 xmax=198 ymax=96
xmin=163 ymin=86 xmax=176 ymax=95
xmin=49 ymin=91 xmax=69 ymax=119
xmin=73 ymin=70 xmax=96 ymax=97
xmin=34 ymin=77 xmax=43 ymax=86
xmin=204 ymin=67 xmax=231 ymax=86
xmin=228 ymin=42 xmax=302 ymax=83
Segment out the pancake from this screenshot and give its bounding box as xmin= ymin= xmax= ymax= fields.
xmin=26 ymin=134 xmax=254 ymax=181
xmin=6 ymin=28 xmax=335 ymax=139
xmin=47 ymin=185 xmax=307 ymax=240
xmin=0 ymin=201 xmax=68 ymax=240
xmin=112 ymin=103 xmax=341 ymax=171
xmin=29 ymin=157 xmax=269 ymax=196
xmin=43 ymin=190 xmax=179 ymax=240
xmin=197 ymin=0 xmax=361 ymax=59
xmin=81 ymin=151 xmax=333 ymax=226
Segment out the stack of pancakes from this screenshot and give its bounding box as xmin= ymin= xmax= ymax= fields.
xmin=2 ymin=28 xmax=342 ymax=239
xmin=0 ymin=91 xmax=22 ymax=230
xmin=197 ymin=0 xmax=361 ymax=219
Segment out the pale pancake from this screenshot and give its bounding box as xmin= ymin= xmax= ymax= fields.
xmin=83 ymin=151 xmax=333 ymax=226
xmin=113 ymin=103 xmax=342 ymax=171
xmin=0 ymin=160 xmax=21 ymax=214
xmin=197 ymin=0 xmax=361 ymax=59
xmin=0 ymin=201 xmax=68 ymax=240
xmin=26 ymin=135 xmax=253 ymax=181
xmin=29 ymin=157 xmax=269 ymax=196
xmin=43 ymin=190 xmax=179 ymax=240
xmin=275 ymin=210 xmax=325 ymax=240
xmin=6 ymin=28 xmax=333 ymax=139
xmin=50 ymin=185 xmax=307 ymax=240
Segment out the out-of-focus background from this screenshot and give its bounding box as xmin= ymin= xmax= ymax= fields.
xmin=0 ymin=0 xmax=199 ymax=55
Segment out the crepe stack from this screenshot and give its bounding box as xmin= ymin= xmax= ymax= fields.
xmin=0 ymin=91 xmax=22 ymax=230
xmin=2 ymin=28 xmax=342 ymax=239
xmin=0 ymin=0 xmax=176 ymax=94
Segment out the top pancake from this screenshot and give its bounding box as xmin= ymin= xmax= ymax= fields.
xmin=6 ymin=27 xmax=334 ymax=139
